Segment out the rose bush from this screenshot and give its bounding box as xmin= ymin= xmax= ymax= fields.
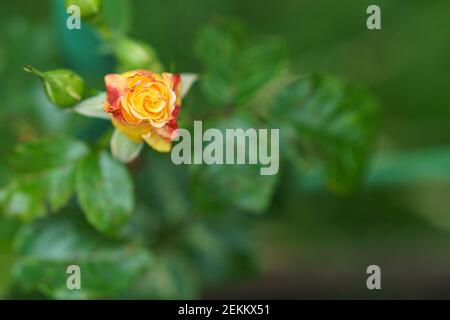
xmin=0 ymin=0 xmax=380 ymax=299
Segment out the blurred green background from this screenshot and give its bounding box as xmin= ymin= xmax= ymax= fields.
xmin=0 ymin=0 xmax=450 ymax=299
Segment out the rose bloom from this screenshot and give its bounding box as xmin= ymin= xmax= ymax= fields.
xmin=103 ymin=70 xmax=182 ymax=152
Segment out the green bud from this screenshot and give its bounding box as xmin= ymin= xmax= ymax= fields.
xmin=112 ymin=37 xmax=163 ymax=72
xmin=65 ymin=0 xmax=102 ymax=20
xmin=24 ymin=65 xmax=85 ymax=109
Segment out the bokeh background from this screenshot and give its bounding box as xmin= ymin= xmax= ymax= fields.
xmin=0 ymin=0 xmax=450 ymax=299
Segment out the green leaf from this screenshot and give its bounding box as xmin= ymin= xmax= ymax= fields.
xmin=128 ymin=253 xmax=199 ymax=299
xmin=13 ymin=213 xmax=151 ymax=299
xmin=71 ymin=92 xmax=109 ymax=120
xmin=0 ymin=216 xmax=18 ymax=298
xmin=1 ymin=137 xmax=89 ymax=219
xmin=367 ymin=147 xmax=450 ymax=186
xmin=195 ymin=23 xmax=241 ymax=79
xmin=76 ymin=151 xmax=134 ymax=235
xmin=47 ymin=165 xmax=77 ymax=212
xmin=101 ymin=0 xmax=131 ymax=34
xmin=235 ymin=38 xmax=288 ymax=105
xmin=0 ymin=178 xmax=47 ymax=221
xmin=190 ymin=114 xmax=279 ymax=213
xmin=181 ymin=222 xmax=258 ymax=286
xmin=271 ymin=75 xmax=379 ymax=192
xmin=200 ymin=74 xmax=235 ymax=106
xmin=10 ymin=136 xmax=89 ymax=174
xmin=195 ymin=23 xmax=288 ymax=107
xmin=193 ymin=164 xmax=278 ymax=213
xmin=299 ymin=147 xmax=450 ymax=191
xmin=134 ymin=152 xmax=190 ymax=227
xmin=110 ymin=129 xmax=143 ymax=164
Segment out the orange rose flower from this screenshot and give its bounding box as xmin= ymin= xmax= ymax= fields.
xmin=103 ymin=70 xmax=182 ymax=152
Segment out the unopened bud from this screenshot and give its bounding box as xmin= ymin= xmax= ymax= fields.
xmin=65 ymin=0 xmax=102 ymax=20
xmin=24 ymin=65 xmax=85 ymax=108
xmin=112 ymin=37 xmax=163 ymax=72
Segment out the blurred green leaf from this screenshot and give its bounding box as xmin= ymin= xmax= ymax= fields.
xmin=76 ymin=151 xmax=134 ymax=235
xmin=196 ymin=23 xmax=288 ymax=107
xmin=47 ymin=165 xmax=78 ymax=212
xmin=367 ymin=148 xmax=450 ymax=186
xmin=270 ymin=75 xmax=378 ymax=193
xmin=0 ymin=178 xmax=47 ymax=221
xmin=182 ymin=222 xmax=258 ymax=286
xmin=1 ymin=137 xmax=89 ymax=219
xmin=134 ymin=152 xmax=190 ymax=227
xmin=0 ymin=215 xmax=19 ymax=299
xmin=10 ymin=136 xmax=88 ymax=174
xmin=13 ymin=213 xmax=151 ymax=299
xmin=101 ymin=0 xmax=131 ymax=34
xmin=190 ymin=114 xmax=279 ymax=213
xmin=192 ymin=164 xmax=278 ymax=213
xmin=299 ymin=147 xmax=450 ymax=192
xmin=128 ymin=253 xmax=199 ymax=299
xmin=0 ymin=216 xmax=18 ymax=298
xmin=235 ymin=39 xmax=288 ymax=105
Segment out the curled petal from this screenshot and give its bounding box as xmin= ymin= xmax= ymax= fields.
xmin=171 ymin=104 xmax=180 ymax=118
xmin=104 ymin=74 xmax=126 ymax=113
xmin=142 ymin=131 xmax=171 ymax=153
xmin=121 ymin=69 xmax=155 ymax=79
xmin=171 ymin=73 xmax=182 ymax=105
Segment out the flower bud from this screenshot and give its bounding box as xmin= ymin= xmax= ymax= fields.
xmin=112 ymin=37 xmax=163 ymax=72
xmin=24 ymin=66 xmax=85 ymax=108
xmin=65 ymin=0 xmax=102 ymax=19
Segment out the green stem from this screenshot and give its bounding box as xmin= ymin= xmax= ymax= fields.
xmin=23 ymin=65 xmax=46 ymax=79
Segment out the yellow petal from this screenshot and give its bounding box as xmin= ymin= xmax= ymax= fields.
xmin=111 ymin=115 xmax=150 ymax=143
xmin=143 ymin=131 xmax=171 ymax=153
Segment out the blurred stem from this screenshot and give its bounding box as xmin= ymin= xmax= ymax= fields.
xmin=23 ymin=65 xmax=45 ymax=80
